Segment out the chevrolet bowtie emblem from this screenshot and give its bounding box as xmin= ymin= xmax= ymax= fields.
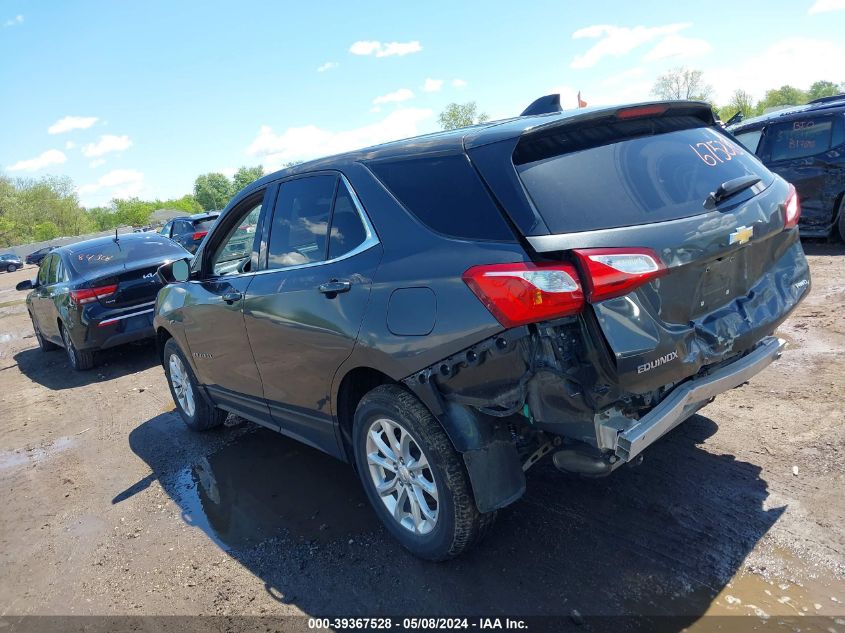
xmin=729 ymin=225 xmax=754 ymax=246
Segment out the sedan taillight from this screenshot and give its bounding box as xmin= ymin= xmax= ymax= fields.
xmin=69 ymin=284 xmax=118 ymax=306
xmin=192 ymin=230 xmax=209 ymax=241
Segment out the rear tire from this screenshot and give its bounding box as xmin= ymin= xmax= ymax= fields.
xmin=163 ymin=338 xmax=226 ymax=431
xmin=6 ymin=264 xmax=15 ymax=273
xmin=30 ymin=313 xmax=59 ymax=351
xmin=61 ymin=324 xmax=94 ymax=370
xmin=352 ymin=384 xmax=496 ymax=561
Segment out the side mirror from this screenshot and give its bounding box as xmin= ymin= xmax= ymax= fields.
xmin=16 ymin=279 xmax=34 ymax=291
xmin=157 ymin=259 xmax=192 ymax=284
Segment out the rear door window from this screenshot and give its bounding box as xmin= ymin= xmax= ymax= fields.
xmin=267 ymin=175 xmax=336 ymax=270
xmin=514 ymin=118 xmax=774 ymax=234
xmin=367 ymin=154 xmax=514 ymax=241
xmin=764 ymin=119 xmax=834 ymax=161
xmin=328 ymin=182 xmax=369 ymax=260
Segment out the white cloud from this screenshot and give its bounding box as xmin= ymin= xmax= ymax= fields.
xmin=423 ymin=78 xmax=443 ymax=92
xmin=81 ymin=134 xmax=132 ymax=157
xmin=571 ymin=23 xmax=694 ymax=68
xmin=6 ymin=149 xmax=66 ymax=172
xmin=808 ymin=0 xmax=845 ymax=13
xmin=246 ymin=107 xmax=433 ymax=171
xmin=349 ymin=40 xmax=422 ymax=57
xmin=644 ymin=34 xmax=712 ymax=62
xmin=451 ymin=78 xmax=467 ymax=88
xmin=317 ymin=61 xmax=338 ymax=72
xmin=48 ymin=115 xmax=98 ymax=134
xmin=600 ymin=67 xmax=646 ymax=85
xmin=78 ymin=169 xmax=144 ymax=202
xmin=219 ymin=166 xmax=237 ymax=178
xmin=3 ymin=14 xmax=23 ymax=27
xmin=372 ymin=88 xmax=414 ymax=105
xmin=708 ymin=37 xmax=845 ymax=103
xmin=65 ymin=141 xmax=76 ymax=150
xmin=89 ymin=159 xmax=106 ymax=168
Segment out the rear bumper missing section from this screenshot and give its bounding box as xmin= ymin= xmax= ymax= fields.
xmin=611 ymin=336 xmax=786 ymax=462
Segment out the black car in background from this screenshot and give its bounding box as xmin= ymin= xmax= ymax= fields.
xmin=159 ymin=212 xmax=220 ymax=253
xmin=17 ymin=233 xmax=190 ymax=370
xmin=25 ymin=246 xmax=53 ymax=266
xmin=1 ymin=253 xmax=23 ymax=272
xmin=728 ymin=94 xmax=845 ymax=240
xmin=155 ymin=100 xmax=810 ymax=560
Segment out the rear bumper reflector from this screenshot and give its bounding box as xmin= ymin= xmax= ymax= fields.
xmin=97 ymin=307 xmax=155 ymax=327
xmin=610 ymin=336 xmax=786 ymax=462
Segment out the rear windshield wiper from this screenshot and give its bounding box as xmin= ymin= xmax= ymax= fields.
xmin=705 ymin=175 xmax=761 ymax=208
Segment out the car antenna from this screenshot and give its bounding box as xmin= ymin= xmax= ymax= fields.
xmin=114 ymin=228 xmax=119 ymax=243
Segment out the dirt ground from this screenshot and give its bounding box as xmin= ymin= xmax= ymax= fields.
xmin=0 ymin=243 xmax=843 ymax=631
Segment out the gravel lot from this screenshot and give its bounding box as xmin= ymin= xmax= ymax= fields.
xmin=0 ymin=243 xmax=843 ymax=630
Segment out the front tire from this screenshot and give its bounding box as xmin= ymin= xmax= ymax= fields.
xmin=837 ymin=197 xmax=845 ymax=243
xmin=61 ymin=324 xmax=94 ymax=370
xmin=163 ymin=338 xmax=226 ymax=431
xmin=6 ymin=264 xmax=15 ymax=273
xmin=352 ymin=384 xmax=496 ymax=561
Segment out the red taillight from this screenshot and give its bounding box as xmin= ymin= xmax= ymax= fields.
xmin=616 ymin=104 xmax=667 ymax=120
xmin=784 ymin=183 xmax=801 ymax=229
xmin=462 ymin=262 xmax=584 ymax=328
xmin=69 ymin=284 xmax=118 ymax=306
xmin=192 ymin=230 xmax=208 ymax=241
xmin=573 ymin=248 xmax=666 ymax=303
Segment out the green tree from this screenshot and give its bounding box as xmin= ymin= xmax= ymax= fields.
xmin=718 ymin=89 xmax=756 ymax=123
xmin=33 ymin=221 xmax=60 ymax=241
xmin=756 ymin=85 xmax=807 ymax=114
xmin=232 ymin=165 xmax=264 ymax=193
xmin=193 ymin=173 xmax=233 ymax=211
xmin=807 ymin=80 xmax=843 ymax=101
xmin=112 ymin=198 xmax=155 ymax=227
xmin=438 ymin=102 xmax=489 ymax=130
xmin=652 ymin=67 xmax=713 ymax=101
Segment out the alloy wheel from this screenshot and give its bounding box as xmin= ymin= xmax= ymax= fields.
xmin=169 ymin=353 xmax=196 ymax=418
xmin=365 ymin=417 xmax=439 ymax=535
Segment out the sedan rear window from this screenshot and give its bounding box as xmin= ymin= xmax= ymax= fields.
xmin=514 ymin=117 xmax=774 ymax=234
xmin=67 ymin=237 xmax=187 ymax=275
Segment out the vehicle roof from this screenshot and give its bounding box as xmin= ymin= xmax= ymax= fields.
xmin=236 ymin=100 xmax=714 ymax=202
xmin=57 ymin=232 xmax=175 ymax=256
xmin=729 ymin=97 xmax=845 ymax=132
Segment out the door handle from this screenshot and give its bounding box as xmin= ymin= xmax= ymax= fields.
xmin=318 ymin=279 xmax=352 ymax=295
xmin=222 ymin=290 xmax=243 ymax=304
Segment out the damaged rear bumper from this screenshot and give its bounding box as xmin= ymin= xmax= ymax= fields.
xmin=609 ymin=336 xmax=786 ymax=462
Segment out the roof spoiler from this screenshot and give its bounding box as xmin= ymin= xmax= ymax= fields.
xmin=521 ymin=94 xmax=562 ymax=116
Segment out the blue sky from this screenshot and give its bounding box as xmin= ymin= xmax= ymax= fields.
xmin=1 ymin=0 xmax=844 ymax=207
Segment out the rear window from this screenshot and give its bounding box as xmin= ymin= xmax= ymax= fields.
xmin=67 ymin=237 xmax=186 ymax=275
xmin=514 ymin=117 xmax=774 ymax=234
xmin=192 ymin=218 xmax=218 ymax=231
xmin=368 ymin=154 xmax=514 ymax=241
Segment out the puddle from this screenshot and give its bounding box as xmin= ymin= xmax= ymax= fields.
xmin=165 ymin=428 xmax=377 ymax=551
xmin=0 ymin=436 xmax=75 ymax=471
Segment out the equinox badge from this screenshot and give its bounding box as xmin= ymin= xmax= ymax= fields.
xmin=728 ymin=225 xmax=754 ymax=246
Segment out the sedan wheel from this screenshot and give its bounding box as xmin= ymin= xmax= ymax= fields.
xmin=366 ymin=417 xmax=439 ymax=535
xmin=6 ymin=264 xmax=14 ymax=273
xmin=61 ymin=325 xmax=94 ymax=370
xmin=168 ymin=353 xmax=196 ymax=417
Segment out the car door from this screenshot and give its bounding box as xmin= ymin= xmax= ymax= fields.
xmin=179 ymin=190 xmax=271 ymax=423
xmin=759 ymin=116 xmax=841 ymax=232
xmin=243 ymin=173 xmax=382 ymax=456
xmin=30 ymin=255 xmax=64 ymax=343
